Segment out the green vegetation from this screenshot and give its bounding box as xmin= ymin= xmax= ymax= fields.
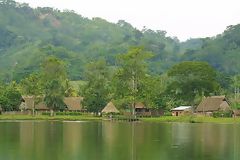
xmin=212 ymin=111 xmax=233 ymax=118
xmin=167 ymin=61 xmax=219 ymax=105
xmin=0 ymin=114 xmax=240 ymax=124
xmin=81 ymin=59 xmax=111 ymax=114
xmin=0 ymin=0 xmax=180 ymax=81
xmin=1 ymin=0 xmax=240 ymax=82
xmin=0 ymin=0 xmax=240 ymax=114
xmin=0 ymin=82 xmax=22 ymax=111
xmin=42 ymin=57 xmax=67 ymax=114
xmin=0 ymin=114 xmax=101 ymax=121
xmin=113 ymin=47 xmax=152 ymax=113
xmin=141 ymin=116 xmax=240 ymax=123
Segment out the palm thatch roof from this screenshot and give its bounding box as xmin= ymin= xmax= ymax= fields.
xmin=64 ymin=97 xmax=83 ymax=111
xmin=196 ymin=96 xmax=230 ymax=112
xmin=101 ymin=102 xmax=119 ymax=113
xmin=21 ymin=96 xmax=48 ymax=110
xmin=21 ymin=96 xmax=83 ymax=111
xmin=135 ymin=102 xmax=145 ymax=109
xmin=233 ymin=110 xmax=240 ymax=116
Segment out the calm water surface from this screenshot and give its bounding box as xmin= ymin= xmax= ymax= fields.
xmin=0 ymin=121 xmax=239 ymax=160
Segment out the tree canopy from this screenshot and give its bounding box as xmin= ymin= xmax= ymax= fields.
xmin=167 ymin=61 xmax=219 ymax=105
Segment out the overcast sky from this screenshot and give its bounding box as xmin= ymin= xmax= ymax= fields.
xmin=15 ymin=0 xmax=240 ymax=41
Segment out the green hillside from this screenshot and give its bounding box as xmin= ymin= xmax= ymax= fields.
xmin=182 ymin=25 xmax=240 ymax=74
xmin=0 ymin=0 xmax=240 ymax=82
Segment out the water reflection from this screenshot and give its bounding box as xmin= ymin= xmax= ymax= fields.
xmin=0 ymin=121 xmax=239 ymax=160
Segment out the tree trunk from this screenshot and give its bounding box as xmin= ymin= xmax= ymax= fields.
xmin=50 ymin=109 xmax=54 ymax=117
xmin=132 ymin=71 xmax=136 ymax=117
xmin=32 ymin=96 xmax=36 ymax=117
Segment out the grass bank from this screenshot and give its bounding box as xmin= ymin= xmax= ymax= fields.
xmin=0 ymin=115 xmax=101 ymax=121
xmin=1 ymin=115 xmax=240 ymax=124
xmin=141 ymin=116 xmax=240 ymax=123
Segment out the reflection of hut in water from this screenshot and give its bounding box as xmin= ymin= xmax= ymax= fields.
xmin=101 ymin=102 xmax=120 ymax=114
xmin=195 ymin=96 xmax=231 ymax=115
xmin=63 ymin=122 xmax=82 ymax=155
xmin=171 ymin=123 xmax=191 ymax=146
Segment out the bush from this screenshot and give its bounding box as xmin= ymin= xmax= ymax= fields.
xmin=164 ymin=112 xmax=172 ymax=116
xmin=213 ymin=111 xmax=232 ymax=118
xmin=42 ymin=111 xmax=82 ymax=116
xmin=55 ymin=111 xmax=82 ymax=116
xmin=42 ymin=112 xmax=51 ymax=116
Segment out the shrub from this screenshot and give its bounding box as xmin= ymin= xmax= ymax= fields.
xmin=55 ymin=111 xmax=82 ymax=116
xmin=42 ymin=112 xmax=51 ymax=116
xmin=164 ymin=112 xmax=172 ymax=116
xmin=213 ymin=111 xmax=232 ymax=118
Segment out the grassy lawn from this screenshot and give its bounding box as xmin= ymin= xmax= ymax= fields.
xmin=0 ymin=114 xmax=101 ymax=121
xmin=141 ymin=115 xmax=240 ymax=123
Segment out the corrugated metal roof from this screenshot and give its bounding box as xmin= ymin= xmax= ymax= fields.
xmin=171 ymin=106 xmax=192 ymax=111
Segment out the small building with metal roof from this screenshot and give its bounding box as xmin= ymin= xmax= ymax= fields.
xmin=171 ymin=106 xmax=192 ymax=116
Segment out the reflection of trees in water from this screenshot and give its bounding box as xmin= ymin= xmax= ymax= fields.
xmin=102 ymin=121 xmax=133 ymax=160
xmin=20 ymin=121 xmax=72 ymax=160
xmin=233 ymin=125 xmax=240 ymax=160
xmin=63 ymin=122 xmax=83 ymax=157
xmin=0 ymin=122 xmax=21 ymax=159
xmin=171 ymin=123 xmax=240 ymax=159
xmin=1 ymin=121 xmax=240 ymax=160
xmin=133 ymin=122 xmax=171 ymax=159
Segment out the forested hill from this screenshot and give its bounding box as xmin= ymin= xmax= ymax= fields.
xmin=0 ymin=0 xmax=180 ymax=81
xmin=181 ymin=25 xmax=240 ymax=75
xmin=0 ymin=0 xmax=239 ymax=82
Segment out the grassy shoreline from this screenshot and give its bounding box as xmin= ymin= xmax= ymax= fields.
xmin=0 ymin=115 xmax=240 ymax=124
xmin=0 ymin=115 xmax=102 ymax=121
xmin=141 ymin=116 xmax=240 ymax=123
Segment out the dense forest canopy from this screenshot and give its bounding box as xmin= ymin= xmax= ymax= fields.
xmin=1 ymin=0 xmax=239 ymax=83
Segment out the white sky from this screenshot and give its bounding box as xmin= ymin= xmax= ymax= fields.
xmin=15 ymin=0 xmax=240 ymax=41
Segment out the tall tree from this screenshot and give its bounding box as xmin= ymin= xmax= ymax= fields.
xmin=0 ymin=82 xmax=22 ymax=111
xmin=232 ymin=75 xmax=240 ymax=101
xmin=41 ymin=56 xmax=67 ymax=115
xmin=114 ymin=46 xmax=152 ymax=114
xmin=19 ymin=73 xmax=43 ymax=115
xmin=44 ymin=79 xmax=66 ymax=112
xmin=82 ymin=59 xmax=111 ymax=114
xmin=139 ymin=75 xmax=169 ymax=109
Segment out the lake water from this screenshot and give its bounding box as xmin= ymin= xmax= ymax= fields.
xmin=0 ymin=121 xmax=239 ymax=160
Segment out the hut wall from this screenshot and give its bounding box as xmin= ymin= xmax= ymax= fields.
xmin=150 ymin=109 xmax=164 ymax=117
xmin=172 ymin=111 xmax=184 ymax=116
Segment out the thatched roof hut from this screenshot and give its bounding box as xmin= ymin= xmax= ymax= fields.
xmin=134 ymin=102 xmax=150 ymax=115
xmin=233 ymin=109 xmax=240 ymax=117
xmin=64 ymin=97 xmax=83 ymax=111
xmin=21 ymin=96 xmax=48 ymax=110
xmin=21 ymin=96 xmax=83 ymax=111
xmin=101 ymin=102 xmax=119 ymax=114
xmin=135 ymin=102 xmax=145 ymax=109
xmin=196 ymin=96 xmax=230 ymax=113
